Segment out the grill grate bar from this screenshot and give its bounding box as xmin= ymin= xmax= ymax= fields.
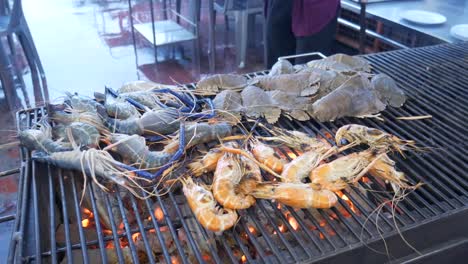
xmin=239 ymin=217 xmax=269 ymax=261
xmin=361 ymin=117 xmax=468 ymax=202
xmin=153 ymin=192 xmax=188 ymax=264
xmin=57 ymin=169 xmax=74 ymax=263
xmin=31 ymin=162 xmax=42 ymax=264
xmin=114 ymin=186 xmax=141 ymax=264
xmin=256 ymin=201 xmax=302 ymax=262
xmin=88 ymin=182 xmax=109 ymax=262
xmin=103 ymin=194 xmax=126 ymax=263
xmin=128 ymin=193 xmax=157 ymax=263
xmin=70 ymin=172 xmax=90 ymax=264
xmin=366 ymin=57 xmax=468 ymax=142
xmin=9 ymin=43 xmax=468 ymax=264
xmin=142 ymin=198 xmax=172 ymax=263
xmin=167 ymin=191 xmax=206 ymax=263
xmin=47 ymin=166 xmax=58 ymax=264
xmin=245 ymin=208 xmax=287 ymax=262
xmin=325 ymin=120 xmax=441 ymax=218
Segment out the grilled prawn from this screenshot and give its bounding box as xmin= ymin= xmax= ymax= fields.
xmin=309 ymin=150 xmax=383 ymax=191
xmin=182 ymin=178 xmax=238 ymax=232
xmin=335 ymin=124 xmax=416 ymax=154
xmin=252 ymin=182 xmax=338 ymax=209
xmin=212 ymin=150 xmax=256 ymax=210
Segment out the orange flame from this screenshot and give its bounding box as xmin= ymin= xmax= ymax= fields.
xmin=278 ymin=224 xmax=286 ymax=233
xmin=171 ymin=256 xmax=181 ymax=264
xmin=132 ymin=232 xmax=141 ymax=242
xmin=319 ymin=232 xmax=325 ymax=240
xmin=81 ymin=219 xmax=90 ymax=228
xmin=154 ymin=206 xmax=164 ymax=222
xmin=286 ymin=151 xmax=297 ymax=159
xmin=335 ymin=191 xmax=358 ymax=215
xmin=241 ymin=255 xmax=247 ymax=263
xmin=83 ymin=208 xmax=93 ymax=216
xmin=288 ymin=216 xmax=299 ymax=230
xmin=361 ymin=176 xmax=371 ymax=183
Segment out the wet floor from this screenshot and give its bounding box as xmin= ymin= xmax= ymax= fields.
xmin=0 ymin=0 xmax=266 ymax=261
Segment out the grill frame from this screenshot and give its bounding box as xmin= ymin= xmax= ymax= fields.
xmin=8 ymin=43 xmax=468 ymax=264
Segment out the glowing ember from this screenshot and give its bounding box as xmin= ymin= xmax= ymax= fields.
xmin=288 ymin=216 xmax=299 ymax=230
xmin=83 ymin=208 xmax=93 ymax=216
xmin=202 ymin=254 xmax=212 ymax=262
xmin=171 ymin=256 xmax=181 ymax=264
xmin=241 ymin=255 xmax=247 ymax=263
xmin=103 ymin=229 xmax=113 ymax=235
xmin=132 ymin=232 xmax=141 ymax=242
xmin=81 ymin=219 xmax=90 ymax=228
xmin=154 ymin=206 xmax=164 ymax=222
xmin=105 ymin=242 xmax=115 ymax=249
xmin=361 ymin=176 xmax=371 ymax=183
xmin=319 ymin=232 xmax=325 ymax=240
xmin=279 ymin=224 xmax=286 ymax=233
xmin=286 ymin=151 xmax=297 ymax=159
xmin=336 ymin=191 xmax=359 ymax=215
xmin=277 ymin=203 xmax=282 ymax=209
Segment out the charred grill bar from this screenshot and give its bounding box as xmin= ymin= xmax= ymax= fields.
xmin=9 ymin=43 xmax=468 ymax=263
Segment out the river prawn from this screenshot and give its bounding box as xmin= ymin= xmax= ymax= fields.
xmin=309 ymin=149 xmax=385 ymax=191
xmin=181 ymin=177 xmax=238 ymax=232
xmin=101 ymin=92 xmax=140 ymax=120
xmin=66 ymin=122 xmax=101 ymax=148
xmin=212 ymin=145 xmax=256 ymax=210
xmin=98 ymin=106 xmax=180 ymax=136
xmin=106 ymin=133 xmax=172 ymax=171
xmin=335 ymin=124 xmax=416 ymax=155
xmin=19 ymin=128 xmax=72 ymax=153
xmin=252 ymin=182 xmax=338 ymax=209
xmin=163 ymin=122 xmax=232 ymax=153
xmin=64 ymin=92 xmax=102 ymax=113
xmin=33 ymin=148 xmax=152 ymax=198
xmin=49 ymin=105 xmax=105 ymax=130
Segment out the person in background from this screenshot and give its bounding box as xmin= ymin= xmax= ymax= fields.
xmin=265 ymin=0 xmax=340 ymax=68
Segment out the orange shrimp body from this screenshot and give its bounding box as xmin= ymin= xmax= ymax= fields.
xmin=368 ymin=154 xmax=409 ymax=193
xmin=282 ymin=150 xmax=327 ymax=183
xmin=237 ymin=155 xmax=263 ymax=194
xmin=252 ymin=182 xmax=338 ymax=209
xmin=251 ymin=141 xmax=286 ymax=174
xmin=212 ymin=153 xmax=256 ymax=210
xmin=335 ymin=124 xmax=415 ymax=154
xmin=187 ymin=148 xmax=223 ymax=177
xmin=310 ymin=150 xmax=377 ymax=191
xmin=182 ymin=178 xmax=238 ymax=232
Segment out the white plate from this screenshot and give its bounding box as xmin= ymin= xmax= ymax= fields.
xmin=450 ymin=24 xmax=468 ymax=41
xmin=401 ymin=10 xmax=446 ymax=25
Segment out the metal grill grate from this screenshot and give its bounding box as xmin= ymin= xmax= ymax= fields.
xmin=9 ymin=43 xmax=468 ymax=263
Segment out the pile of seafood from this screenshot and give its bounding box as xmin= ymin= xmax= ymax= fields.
xmin=197 ymin=54 xmax=406 ymax=123
xmin=18 ymin=78 xmax=420 ymax=234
